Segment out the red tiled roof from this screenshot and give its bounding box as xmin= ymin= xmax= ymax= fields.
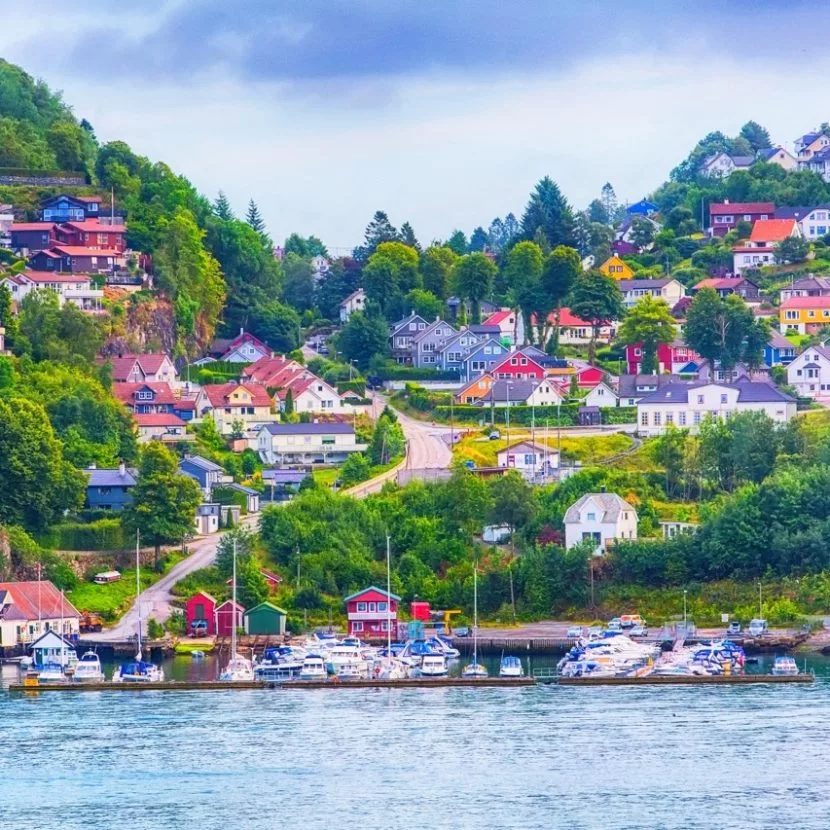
xmin=51 ymin=245 xmax=122 ymax=257
xmin=201 ymin=383 xmax=273 ymax=408
xmin=709 ymin=202 xmax=775 ymax=215
xmin=483 ymin=310 xmax=513 ymax=327
xmin=545 ymin=307 xmax=605 ymax=327
xmin=62 ymin=220 xmax=127 ymax=234
xmin=107 ymin=353 xmax=170 ymax=381
xmin=0 ymin=581 xmax=80 ymax=621
xmin=11 ymin=222 xmax=56 ymax=232
xmin=113 ymin=382 xmax=177 ymax=406
xmin=694 ymin=277 xmax=751 ymax=290
xmin=21 ymin=270 xmax=90 ymax=283
xmin=218 ymin=331 xmax=271 ymax=358
xmin=134 ymin=413 xmax=186 ymax=427
xmin=749 ymin=219 xmax=796 ymax=243
xmin=241 ymin=356 xmax=298 ymax=384
xmin=780 ymin=296 xmax=830 ymax=309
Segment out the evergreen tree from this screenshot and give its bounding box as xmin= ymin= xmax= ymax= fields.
xmin=246 ymin=199 xmax=266 ymax=234
xmin=446 ymin=230 xmax=468 ymax=255
xmin=452 ymin=253 xmax=497 ymax=323
xmin=399 ymin=221 xmax=420 ymax=252
xmin=284 ymin=387 xmax=294 ymax=415
xmin=600 ymin=183 xmax=618 ymax=226
xmin=469 ymin=226 xmax=488 ymax=252
xmin=521 ymin=176 xmax=576 ymax=249
xmin=214 ymin=191 xmax=234 ymax=220
xmin=569 ymin=270 xmax=626 ymax=364
xmin=354 ymin=211 xmax=398 ymax=261
xmin=0 ymin=282 xmax=17 ymax=345
xmin=739 ymin=121 xmax=772 ymax=153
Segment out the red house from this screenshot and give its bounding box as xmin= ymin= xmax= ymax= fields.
xmin=184 ymin=591 xmax=217 ymax=635
xmin=625 ymin=337 xmax=702 ymax=374
xmin=56 ymin=221 xmax=127 ymax=253
xmin=573 ymin=366 xmax=605 ymax=388
xmin=490 ymin=350 xmax=546 ymax=381
xmin=344 ymin=586 xmax=400 ymax=638
xmin=708 ymin=201 xmax=775 ymax=237
xmin=215 ymin=599 xmax=245 ymax=637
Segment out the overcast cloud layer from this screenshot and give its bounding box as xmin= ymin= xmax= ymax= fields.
xmin=1 ymin=1 xmax=828 ymax=249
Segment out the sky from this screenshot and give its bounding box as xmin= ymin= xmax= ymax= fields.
xmin=2 ymin=0 xmax=829 ymax=252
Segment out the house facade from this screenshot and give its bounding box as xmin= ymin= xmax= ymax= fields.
xmin=198 ymin=383 xmax=276 ymax=435
xmin=795 ymin=131 xmax=830 ymax=163
xmin=617 ymin=278 xmax=685 ymax=309
xmin=564 ymin=493 xmax=638 ymax=554
xmin=344 ymin=586 xmax=399 ymax=638
xmin=549 ymin=308 xmax=616 ymax=345
xmin=456 ymin=373 xmax=495 ymax=404
xmin=40 ymin=194 xmax=102 ymax=223
xmin=785 ymin=345 xmax=830 ymax=398
xmin=757 ymin=146 xmax=798 ymax=171
xmin=215 ymin=599 xmax=245 ymax=637
xmin=244 ymin=601 xmax=287 ymax=635
xmin=700 ymin=153 xmax=754 ymax=179
xmin=389 ymin=313 xmax=429 ymax=364
xmin=707 ymin=201 xmax=774 ymax=237
xmin=134 ymin=412 xmax=188 ymax=442
xmin=412 ymin=319 xmax=458 ymax=368
xmin=113 ymin=382 xmax=195 ymax=421
xmin=185 ymin=591 xmax=217 ymax=636
xmin=10 ymin=222 xmax=57 ymax=252
xmin=436 ymin=329 xmax=482 ymax=376
xmin=625 ymin=338 xmax=702 ymax=375
xmin=779 ymin=276 xmax=830 ymax=303
xmin=479 ymin=378 xmax=564 ymax=408
xmin=497 ymin=441 xmax=560 ymax=476
xmin=339 ymin=288 xmax=366 ymax=323
xmin=108 ymin=354 xmax=177 ymax=384
xmin=86 ymin=463 xmax=136 ymax=510
xmin=490 ymin=351 xmax=546 ymax=381
xmin=2 ymin=270 xmax=104 ymax=313
xmin=0 ymin=581 xmax=80 ymax=647
xmin=209 ymin=329 xmax=272 ymax=363
xmin=481 ymin=309 xmax=523 ymax=344
xmin=257 ymin=422 xmax=367 ymax=464
xmin=598 ymin=255 xmax=634 ymax=280
xmin=764 ymin=331 xmax=797 ymax=367
xmin=56 ymin=221 xmax=127 ymax=252
xmin=693 ymin=277 xmax=760 ymax=300
xmin=780 ymin=296 xmax=830 ymax=335
xmin=583 ymin=381 xmax=619 ymax=408
xmin=636 ymin=380 xmax=796 ymax=437
xmin=459 ymin=339 xmax=510 ymax=382
xmin=29 ymin=246 xmax=125 ymax=274
xmin=179 ymin=455 xmax=230 ymax=495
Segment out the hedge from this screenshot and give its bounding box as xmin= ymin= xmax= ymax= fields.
xmin=337 ymin=379 xmax=367 ymax=396
xmin=432 ymin=404 xmax=637 ymax=427
xmin=44 ymin=519 xmax=125 ymax=551
xmin=211 ymin=486 xmax=249 ymax=514
xmin=372 ymin=365 xmax=460 ymax=381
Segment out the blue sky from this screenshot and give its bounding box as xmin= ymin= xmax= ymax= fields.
xmin=1 ymin=1 xmax=827 ymax=250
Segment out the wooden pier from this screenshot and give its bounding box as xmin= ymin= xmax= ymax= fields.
xmin=546 ymin=673 xmax=814 ymax=686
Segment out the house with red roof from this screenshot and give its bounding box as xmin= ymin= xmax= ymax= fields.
xmin=490 ymin=350 xmax=546 ymax=381
xmin=113 ymin=382 xmax=195 ymax=421
xmin=482 ymin=309 xmax=524 ymax=344
xmin=0 ymin=270 xmax=103 ymax=313
xmin=545 ymin=308 xmax=617 ymax=346
xmin=196 ymin=382 xmax=277 ymax=435
xmin=708 ymin=201 xmax=775 ymax=237
xmin=730 ymin=218 xmax=800 ymax=276
xmin=344 ymin=586 xmax=400 ymax=638
xmin=10 ymin=222 xmax=57 ymax=252
xmin=208 ymin=329 xmax=272 ymax=363
xmin=108 ymin=353 xmax=177 ymax=384
xmin=28 ymin=245 xmax=126 ymax=274
xmin=55 ymin=220 xmax=127 ymax=252
xmin=0 ymin=580 xmax=80 ymax=647
xmin=241 ymin=355 xmax=302 ymax=386
xmin=625 ymin=336 xmax=703 ymax=375
xmin=134 ymin=412 xmax=188 ymax=443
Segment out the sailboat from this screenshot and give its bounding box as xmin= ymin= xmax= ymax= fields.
xmin=112 ymin=530 xmax=164 ymax=683
xmin=220 ymin=539 xmax=254 ymax=682
xmin=462 ymin=566 xmax=488 ymax=678
xmin=375 ymin=535 xmax=407 ymax=680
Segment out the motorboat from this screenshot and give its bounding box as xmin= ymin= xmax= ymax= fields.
xmin=326 ymin=645 xmax=370 ymax=677
xmin=74 ymin=651 xmax=105 ymax=683
xmin=335 ymin=663 xmax=364 ymax=680
xmin=112 ymin=660 xmax=165 ymax=683
xmin=427 ymin=636 xmax=461 ymax=659
xmin=298 ymin=654 xmax=327 ymax=680
xmin=190 ymin=650 xmax=205 ymax=659
xmin=37 ymin=661 xmax=67 ymax=683
xmin=220 ymin=654 xmax=254 ymax=682
xmin=772 ymin=656 xmax=799 ymax=676
xmin=419 ymin=654 xmax=449 ymax=677
xmin=498 ymin=655 xmax=524 ymax=678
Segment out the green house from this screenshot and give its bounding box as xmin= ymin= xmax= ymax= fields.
xmin=243 ymin=601 xmax=287 ymax=635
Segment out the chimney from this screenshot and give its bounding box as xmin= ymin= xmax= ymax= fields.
xmin=119 ymin=460 xmax=126 ymax=476
xmin=723 ymin=199 xmax=729 ymax=205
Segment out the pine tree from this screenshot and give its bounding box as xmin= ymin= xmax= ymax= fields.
xmin=600 ymin=183 xmax=618 ymax=226
xmin=521 ymin=177 xmax=576 ymax=249
xmin=354 ymin=211 xmax=398 ymax=261
xmin=284 ymin=387 xmax=294 ymax=415
xmin=399 ymin=221 xmax=420 ymax=252
xmin=214 ymin=191 xmax=234 ymax=220
xmin=246 ymin=199 xmax=266 ymax=233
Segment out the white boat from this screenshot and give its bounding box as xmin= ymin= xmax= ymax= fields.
xmin=335 ymin=662 xmax=364 ymax=680
xmin=462 ymin=566 xmax=488 ymax=679
xmin=326 ymin=645 xmax=370 ymax=677
xmin=190 ymin=650 xmax=205 ymax=659
xmin=499 ymin=655 xmax=524 ymax=678
xmin=74 ymin=651 xmax=105 ymax=683
xmin=772 ymin=656 xmax=799 ymax=676
xmin=299 ymin=654 xmax=327 ymax=680
xmin=37 ymin=661 xmax=68 ymax=683
xmin=420 ymin=654 xmax=449 ymax=677
xmin=220 ymin=538 xmax=255 ymax=682
xmin=114 ymin=529 xmax=163 ymax=684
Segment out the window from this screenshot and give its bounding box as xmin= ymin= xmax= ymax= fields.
xmin=368 ymin=602 xmax=376 ymax=612
xmin=586 ymin=512 xmax=596 ymax=521
xmin=743 ymin=214 xmax=752 ymax=221
xmin=666 ymin=412 xmax=673 ymax=425
xmin=809 ymin=311 xmax=816 ymax=318
xmin=510 ymin=358 xmax=518 ymax=365
xmin=640 ymin=411 xmax=649 ymax=426
xmin=378 ymin=602 xmax=387 ymax=612
xmin=697 ymin=395 xmax=704 ymax=404
xmin=785 ymin=310 xmax=798 ymax=320
xmin=634 ymin=348 xmax=642 ymax=356
xmin=381 ymin=621 xmax=389 ymax=632
xmin=523 ymin=454 xmax=536 ymax=465
xmin=654 ymin=412 xmax=662 ymax=426
xmin=720 ymin=394 xmax=727 ymax=404
xmin=322 ymin=436 xmax=335 ymax=445
xmin=357 ymin=602 xmax=367 ymax=612
xmin=137 ymin=390 xmax=153 ymax=401
xmin=352 ymin=621 xmax=364 ymax=632
xmin=679 ymin=411 xmax=687 ymax=426
xmin=693 ymin=412 xmax=701 ymax=425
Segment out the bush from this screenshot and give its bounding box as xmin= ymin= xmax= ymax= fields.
xmin=147 ymin=618 xmax=165 ymax=639
xmin=44 ymin=518 xmax=125 ymax=551
xmin=373 ymin=363 xmax=459 ymax=381
xmin=212 ymin=486 xmax=248 ymax=513
xmin=165 ymin=610 xmax=187 ymax=636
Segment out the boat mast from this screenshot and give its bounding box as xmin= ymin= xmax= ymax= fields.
xmin=386 ymin=534 xmax=392 ymax=664
xmin=60 ymin=588 xmax=65 ymax=667
xmin=135 ymin=529 xmax=142 ymax=662
xmin=473 ymin=565 xmax=478 ymax=668
xmin=231 ymin=538 xmax=238 ymax=660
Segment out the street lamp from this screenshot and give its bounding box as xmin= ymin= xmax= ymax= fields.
xmin=683 ymin=589 xmax=688 ymax=629
xmin=758 ymin=580 xmax=763 ymax=620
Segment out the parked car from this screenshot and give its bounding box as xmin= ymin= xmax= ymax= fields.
xmin=488 ymin=430 xmax=501 ymax=440
xmin=748 ymin=619 xmax=768 ymax=637
xmin=588 ymin=626 xmax=603 ymax=638
xmin=607 ymin=618 xmax=622 ymax=632
xmin=727 ymin=621 xmax=742 ymax=636
xmin=566 ymin=625 xmax=583 ymax=638
xmin=630 ymin=625 xmax=648 ymax=637
xmin=454 ymin=626 xmax=470 ymax=637
xmin=190 ymin=620 xmax=208 ymax=636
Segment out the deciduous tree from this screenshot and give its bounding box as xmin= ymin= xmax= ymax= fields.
xmin=540 ymin=245 xmax=581 ymax=352
xmin=452 ymin=253 xmax=497 ymax=323
xmin=617 ymin=295 xmax=677 ymax=374
xmin=568 ymin=271 xmax=626 ymax=364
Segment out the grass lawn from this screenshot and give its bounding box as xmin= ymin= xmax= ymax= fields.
xmin=313 ymin=467 xmax=340 ymax=487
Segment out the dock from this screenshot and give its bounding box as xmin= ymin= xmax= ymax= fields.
xmin=544 ymin=674 xmax=814 ymax=686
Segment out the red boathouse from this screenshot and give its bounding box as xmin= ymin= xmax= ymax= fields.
xmin=344 ymin=586 xmax=400 ymax=638
xmin=215 ymin=599 xmax=245 ymax=637
xmin=184 ymin=591 xmax=217 ymax=635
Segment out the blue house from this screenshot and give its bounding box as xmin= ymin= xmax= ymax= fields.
xmin=764 ymin=330 xmax=798 ymax=367
xmin=261 ymin=469 xmax=311 ymax=502
xmin=627 ymin=198 xmax=658 ymax=216
xmin=459 ymin=338 xmax=510 ymax=382
xmin=85 ymin=463 xmax=137 ymax=511
xmin=436 ymin=329 xmax=482 ymax=375
xmin=179 ymin=455 xmax=228 ymax=496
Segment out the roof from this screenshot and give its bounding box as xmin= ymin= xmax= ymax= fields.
xmin=241 ymin=355 xmax=299 ymax=383
xmin=564 ymin=493 xmax=636 ymax=524
xmin=340 ymin=288 xmax=365 ymax=305
xmin=767 ymin=330 xmax=795 ymax=350
xmin=618 ymin=374 xmax=684 ymax=397
xmin=694 ymin=277 xmax=755 ymax=290
xmin=180 ymin=454 xmax=225 ymax=472
xmin=86 ymin=467 xmax=137 ymax=487
xmin=729 ymin=155 xmax=755 ymax=167
xmin=262 ymin=469 xmax=311 ymax=484
xmin=781 ymin=296 xmax=830 ymax=309
xmin=225 ymin=482 xmax=259 ymax=495
xmin=499 ymin=440 xmax=556 ymax=455
xmin=215 ymin=599 xmax=245 ymax=612
xmin=617 ymin=279 xmax=672 ymax=290
xmin=187 ymin=590 xmax=217 ymax=604
xmin=482 ymin=310 xmax=514 ymax=327
xmin=637 ymin=379 xmax=794 ymax=405
xmin=0 ymin=581 xmax=80 ymax=621
xmin=554 ymin=307 xmax=596 ymax=327
xmin=758 ymin=146 xmax=793 ymax=161
xmin=201 ymin=383 xmax=273 ymax=408
xmin=11 ymin=222 xmax=55 ymax=232
xmin=798 ymin=132 xmax=822 ymax=146
xmin=709 ymin=202 xmax=775 ymax=216
xmin=244 ymin=601 xmax=288 ymax=616
xmin=343 ymin=586 xmax=402 ymax=602
xmin=210 ymin=329 xmax=272 ymax=358
xmin=18 ymin=270 xmax=90 ymax=284
xmin=468 ymin=324 xmax=501 ymax=336
xmin=107 ymin=353 xmax=171 ymax=381
xmin=134 ymin=413 xmax=186 ymax=426
xmin=50 ymin=245 xmax=122 ymax=257
xmin=61 ymin=220 xmax=127 ymax=234
xmin=112 ymin=382 xmax=177 ymax=406
xmin=259 ymin=422 xmax=354 ymax=435
xmin=749 ymin=219 xmax=796 ymax=243
xmin=482 ymin=379 xmax=539 ymax=403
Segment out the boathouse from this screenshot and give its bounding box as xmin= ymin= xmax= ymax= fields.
xmin=344 ymin=586 xmax=400 ymax=638
xmin=184 ymin=591 xmax=217 ymax=636
xmin=243 ymin=601 xmax=287 ymax=636
xmin=215 ymin=599 xmax=245 ymax=637
xmin=30 ymin=629 xmax=77 ymax=667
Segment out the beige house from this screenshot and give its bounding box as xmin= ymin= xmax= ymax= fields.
xmin=0 ymin=581 xmax=80 ymax=647
xmin=197 ymin=383 xmax=277 ymax=435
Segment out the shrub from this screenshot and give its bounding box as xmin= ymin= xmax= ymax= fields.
xmin=45 ymin=519 xmax=125 ymax=551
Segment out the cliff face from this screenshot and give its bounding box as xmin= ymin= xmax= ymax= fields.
xmin=0 ymin=528 xmax=10 ymax=581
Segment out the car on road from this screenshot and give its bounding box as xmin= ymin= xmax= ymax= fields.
xmin=607 ymin=618 xmax=622 ymax=632
xmin=727 ymin=621 xmax=742 ymax=636
xmin=488 ymin=430 xmax=501 ymax=440
xmin=630 ymin=625 xmax=648 ymax=637
xmin=748 ymin=619 xmax=768 ymax=637
xmin=454 ymin=626 xmax=470 ymax=637
xmin=588 ymin=626 xmax=603 ymax=637
xmin=566 ymin=625 xmax=583 ymax=638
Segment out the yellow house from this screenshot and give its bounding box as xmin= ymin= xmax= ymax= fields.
xmin=197 ymin=382 xmax=277 ymax=435
xmin=779 ymin=296 xmax=830 ymax=335
xmin=599 ymin=255 xmax=634 ymax=280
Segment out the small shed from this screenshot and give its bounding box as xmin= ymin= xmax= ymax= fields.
xmin=194 ymin=503 xmax=221 ymax=535
xmin=225 ymin=482 xmax=260 ymax=513
xmin=244 ymin=601 xmax=287 ymax=636
xmin=184 ymin=591 xmax=217 ymax=635
xmin=30 ymin=630 xmax=76 ymax=667
xmin=215 ymin=600 xmax=245 ymax=637
xmin=578 ymin=406 xmax=602 ymax=426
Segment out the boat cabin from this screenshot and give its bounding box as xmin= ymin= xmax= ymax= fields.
xmin=343 ymin=586 xmax=400 ymax=638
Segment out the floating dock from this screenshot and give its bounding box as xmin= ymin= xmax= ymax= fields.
xmin=548 ymin=673 xmax=814 ymax=686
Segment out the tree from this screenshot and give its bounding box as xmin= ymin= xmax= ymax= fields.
xmin=777 ymin=236 xmax=809 ymax=264
xmin=452 ymin=253 xmax=497 ymax=323
xmin=568 ymin=271 xmax=626 ymax=364
xmin=399 ymin=221 xmax=420 ymax=252
xmin=540 ymin=245 xmax=581 ymax=351
xmin=521 ymin=176 xmax=576 ymax=248
xmin=420 ymin=246 xmax=458 ymax=299
xmin=368 ymin=413 xmax=405 ymax=465
xmin=354 ymin=211 xmax=398 ymax=261
xmin=337 ymin=310 xmax=388 ymax=370
xmin=284 ymin=233 xmax=328 ymax=258
xmin=284 ymin=387 xmax=294 ymax=415
xmin=362 ymin=241 xmax=420 ymax=315
xmin=404 ymin=288 xmax=443 ymax=321
xmin=504 ymin=241 xmax=543 ymax=344
xmin=653 ymin=426 xmax=687 ymax=498
xmin=446 ymin=230 xmax=468 ymax=255
xmin=600 ymin=183 xmax=618 ymax=226
xmin=0 ymin=282 xmax=17 ymax=345
xmin=629 ymin=217 xmax=655 ymax=250
xmin=0 ymin=397 xmax=85 ymax=531
xmin=587 ymin=199 xmax=608 ymax=225
xmin=216 ymin=527 xmax=256 ymax=578
xmin=489 ymin=472 xmax=537 ymax=535
xmin=617 ymin=296 xmax=677 ymax=374
xmin=249 ymin=301 xmax=300 ymax=353
xmin=469 ymin=226 xmax=488 ymax=252
xmin=340 ymin=452 xmax=371 ymax=486
xmin=739 ymin=121 xmax=772 ymax=153
xmin=245 ymin=199 xmax=266 ymax=234
xmin=282 ymin=252 xmax=315 ymax=312
xmin=123 ymin=442 xmax=202 ymax=567
xmin=214 ymin=191 xmax=234 ymax=220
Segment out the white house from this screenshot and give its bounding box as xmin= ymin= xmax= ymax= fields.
xmin=339 ymin=288 xmax=366 ymax=323
xmin=134 ymin=412 xmax=189 ymax=443
xmin=786 ymin=345 xmax=830 ymax=399
xmin=636 ymin=379 xmax=796 ymax=437
xmin=564 ymin=493 xmax=638 ymax=554
xmin=732 ymin=218 xmax=800 ymax=275
xmin=482 ymin=309 xmax=525 ymax=345
xmin=583 ymin=381 xmax=619 ymax=408
xmin=257 ymin=422 xmax=367 ymax=465
xmin=210 ymin=329 xmax=272 ymax=363
xmin=699 ymin=152 xmax=754 ymax=177
xmin=197 ymin=383 xmax=277 ymax=435
xmin=277 ymin=374 xmax=352 ymax=414
xmin=497 ymin=441 xmax=560 ymax=477
xmin=757 ymin=146 xmax=798 ymax=172
xmin=617 ymin=278 xmax=685 ymax=309
xmin=479 ymin=378 xmax=564 ymax=408
xmin=0 ymin=581 xmax=80 ymax=647
xmin=1 ymin=270 xmax=104 ymax=313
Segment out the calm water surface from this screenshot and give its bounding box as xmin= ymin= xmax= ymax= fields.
xmin=2 ymin=655 xmax=830 ymax=829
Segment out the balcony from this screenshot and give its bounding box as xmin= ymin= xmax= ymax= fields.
xmin=347 ymin=611 xmax=397 ymax=621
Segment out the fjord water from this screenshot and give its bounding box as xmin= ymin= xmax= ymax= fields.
xmin=3 ymin=659 xmax=830 ymax=830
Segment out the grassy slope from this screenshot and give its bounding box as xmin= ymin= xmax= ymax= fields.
xmin=452 ymin=432 xmax=633 ymax=467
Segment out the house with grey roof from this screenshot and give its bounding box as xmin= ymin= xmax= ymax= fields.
xmin=459 ymin=338 xmax=511 ymax=382
xmin=617 ymin=278 xmax=685 ymax=309
xmin=779 ymin=275 xmax=830 ymax=303
xmin=700 ymin=152 xmax=754 ymax=178
xmin=617 ymin=374 xmax=685 ymax=407
xmin=636 ymin=377 xmax=796 ymax=437
xmin=179 ymin=454 xmax=231 ymax=496
xmin=477 ymin=378 xmax=564 ymax=408
xmin=436 ymin=329 xmax=482 ymax=375
xmin=85 ymin=462 xmax=137 ymax=511
xmin=412 ymin=319 xmax=458 ymax=368
xmin=389 ymin=313 xmax=429 ymax=364
xmin=256 ymin=422 xmax=367 ymax=465
xmin=564 ymin=493 xmax=638 ymax=554
xmin=786 ymin=344 xmax=830 ymax=398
